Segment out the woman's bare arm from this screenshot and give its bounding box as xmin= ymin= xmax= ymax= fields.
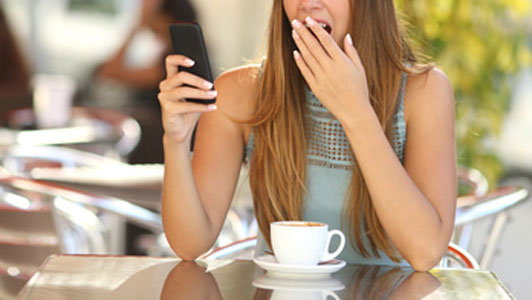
xmin=343 ymin=68 xmax=456 ymax=271
xmin=161 ymin=65 xmax=257 ymax=260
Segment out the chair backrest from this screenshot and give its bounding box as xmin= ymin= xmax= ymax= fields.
xmin=0 ymin=174 xmax=165 ymax=298
xmin=0 ymin=180 xmax=106 ymax=299
xmin=1 ymin=107 xmax=141 ymax=160
xmin=442 ymin=243 xmax=480 ymax=269
xmin=0 ymin=175 xmax=163 ymax=233
xmin=0 ymin=184 xmax=106 ymax=254
xmin=0 ymin=145 xmax=125 ymax=173
xmin=0 ymin=145 xmax=164 ymax=210
xmin=454 ymin=185 xmax=528 ymax=269
xmin=202 ymin=236 xmax=257 ymax=260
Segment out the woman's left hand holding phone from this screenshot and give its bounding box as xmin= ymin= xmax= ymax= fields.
xmin=158 ymin=54 xmax=217 ymax=147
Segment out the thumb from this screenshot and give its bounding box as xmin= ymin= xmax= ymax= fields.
xmin=344 ymin=33 xmax=362 ymax=67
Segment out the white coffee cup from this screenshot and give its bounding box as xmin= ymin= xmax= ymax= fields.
xmin=271 ymin=221 xmax=346 ymax=266
xmin=32 ymin=74 xmax=76 ymax=128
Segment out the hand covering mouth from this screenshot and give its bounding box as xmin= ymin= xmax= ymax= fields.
xmin=305 ymin=21 xmax=332 ymax=34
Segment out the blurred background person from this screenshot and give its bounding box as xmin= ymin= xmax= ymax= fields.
xmin=95 ymin=0 xmax=196 ymax=99
xmin=88 ymin=0 xmax=197 ymax=164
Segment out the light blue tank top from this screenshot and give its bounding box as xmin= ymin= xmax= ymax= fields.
xmin=247 ymin=74 xmax=408 ymax=266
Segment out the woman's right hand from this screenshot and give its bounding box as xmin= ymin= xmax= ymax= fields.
xmin=158 ymin=55 xmax=218 ymax=146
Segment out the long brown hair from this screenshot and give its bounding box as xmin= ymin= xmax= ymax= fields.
xmin=247 ymin=0 xmax=432 ymax=261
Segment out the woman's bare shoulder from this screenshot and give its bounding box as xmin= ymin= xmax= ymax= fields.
xmin=214 ymin=64 xmax=261 ymax=119
xmin=404 ymin=67 xmax=454 ymax=123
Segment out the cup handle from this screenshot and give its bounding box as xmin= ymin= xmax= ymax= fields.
xmin=321 ymin=229 xmax=346 ymax=262
xmin=322 ymin=290 xmax=340 ymax=300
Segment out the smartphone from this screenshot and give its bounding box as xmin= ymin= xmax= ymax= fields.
xmin=169 ymin=22 xmax=215 ymax=104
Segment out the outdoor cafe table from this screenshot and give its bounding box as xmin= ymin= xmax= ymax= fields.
xmin=17 ymin=254 xmax=513 ymax=299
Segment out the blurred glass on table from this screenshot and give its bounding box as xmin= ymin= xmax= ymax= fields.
xmin=31 ymin=74 xmax=76 ymax=128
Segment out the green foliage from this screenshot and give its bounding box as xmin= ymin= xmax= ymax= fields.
xmin=68 ymin=0 xmax=117 ymax=15
xmin=396 ymin=0 xmax=532 ymax=187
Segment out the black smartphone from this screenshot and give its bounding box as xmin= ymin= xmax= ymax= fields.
xmin=169 ymin=22 xmax=215 ymax=104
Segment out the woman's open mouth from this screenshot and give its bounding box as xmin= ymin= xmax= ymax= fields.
xmin=319 ymin=22 xmax=333 ymax=34
xmin=305 ymin=21 xmax=332 ymax=40
xmin=305 ymin=22 xmax=332 ymax=34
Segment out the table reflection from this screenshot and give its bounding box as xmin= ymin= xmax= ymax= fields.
xmin=252 ymin=265 xmax=440 ymax=300
xmin=341 ymin=266 xmax=440 ymax=299
xmin=253 ymin=274 xmax=344 ymax=300
xmin=160 ymin=261 xmax=222 ymax=300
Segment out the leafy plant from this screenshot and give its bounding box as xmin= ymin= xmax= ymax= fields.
xmin=68 ymin=0 xmax=117 ymax=15
xmin=396 ymin=0 xmax=532 ymax=187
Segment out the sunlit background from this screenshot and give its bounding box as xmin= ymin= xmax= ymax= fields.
xmin=1 ymin=0 xmax=531 ymax=298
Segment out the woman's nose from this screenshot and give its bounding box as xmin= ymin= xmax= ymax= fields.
xmin=300 ymin=0 xmax=324 ymax=11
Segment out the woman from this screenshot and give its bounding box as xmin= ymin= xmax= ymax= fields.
xmin=159 ymin=0 xmax=456 ymax=271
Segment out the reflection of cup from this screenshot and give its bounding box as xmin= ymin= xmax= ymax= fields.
xmin=32 ymin=74 xmax=76 ymax=128
xmin=272 ymin=290 xmax=339 ymax=300
xmin=271 ymin=221 xmax=346 ymax=266
xmin=253 ymin=274 xmax=344 ymax=300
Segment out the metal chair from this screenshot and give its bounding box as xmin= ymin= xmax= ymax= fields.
xmin=452 ymin=166 xmax=489 ymax=261
xmin=0 ymin=106 xmax=141 ymax=160
xmin=0 ymin=145 xmax=162 ymax=209
xmin=0 ymin=178 xmax=106 ymax=299
xmin=454 ymin=185 xmax=528 ymax=269
xmin=0 ymin=145 xmax=252 ymax=258
xmin=455 ymin=166 xmax=529 ymax=269
xmin=442 ymin=243 xmax=480 ymax=269
xmin=0 ymin=147 xmax=260 ymax=256
xmin=0 ymin=173 xmax=164 ymax=298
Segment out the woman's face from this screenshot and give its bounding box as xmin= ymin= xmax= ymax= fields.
xmin=283 ymin=0 xmax=351 ymax=46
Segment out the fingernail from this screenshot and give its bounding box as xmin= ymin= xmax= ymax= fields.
xmin=293 ymin=50 xmax=301 ymax=60
xmin=305 ymin=16 xmax=315 ymax=26
xmin=346 ymin=33 xmax=353 ymax=46
xmin=207 ymin=104 xmax=217 ymax=111
xmin=203 ymin=81 xmax=214 ymax=89
xmin=292 ymin=29 xmax=300 ymax=40
xmin=206 ymin=90 xmax=218 ymax=97
xmin=186 ymin=58 xmax=195 ymax=66
xmin=291 ymin=19 xmax=302 ymax=29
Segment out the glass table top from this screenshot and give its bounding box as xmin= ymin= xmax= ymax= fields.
xmin=16 ymin=255 xmax=513 ymax=300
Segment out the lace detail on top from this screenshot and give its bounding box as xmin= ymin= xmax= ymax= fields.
xmin=246 ymin=73 xmax=407 ymax=168
xmin=392 ymin=74 xmax=407 ymax=163
xmin=306 ymin=92 xmax=355 ymax=170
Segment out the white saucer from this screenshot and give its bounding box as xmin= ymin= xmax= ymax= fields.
xmin=253 ymin=255 xmax=346 ymax=278
xmin=253 ymin=273 xmax=345 ymax=292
